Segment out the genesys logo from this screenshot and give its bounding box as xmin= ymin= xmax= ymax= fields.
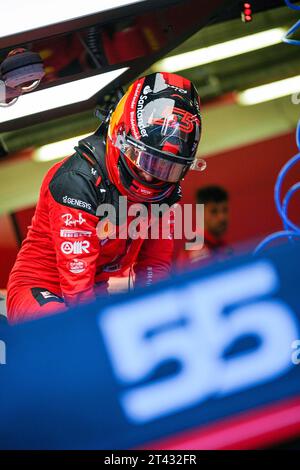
xmin=100 ymin=261 xmax=299 ymax=424
xmin=61 ymin=240 xmax=90 ymax=255
xmin=62 ymin=196 xmax=92 ymax=211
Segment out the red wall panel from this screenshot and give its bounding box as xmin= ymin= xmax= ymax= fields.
xmin=181 ymin=130 xmax=299 ymax=246
xmin=13 ymin=207 xmax=36 ymax=240
xmin=0 ymin=215 xmax=19 ymax=289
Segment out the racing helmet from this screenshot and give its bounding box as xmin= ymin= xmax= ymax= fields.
xmin=106 ymin=72 xmax=202 ymax=202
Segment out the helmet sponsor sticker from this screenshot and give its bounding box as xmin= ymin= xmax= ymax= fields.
xmin=152 ymin=108 xmax=200 ymax=134
xmin=130 ymin=81 xmax=149 ymax=138
xmin=136 ymin=93 xmax=149 ymax=137
xmin=168 ymin=84 xmax=188 ymax=94
xmin=143 ymin=85 xmax=152 ymax=95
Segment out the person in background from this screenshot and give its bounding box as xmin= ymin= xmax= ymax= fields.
xmin=178 ymin=185 xmax=231 ymax=267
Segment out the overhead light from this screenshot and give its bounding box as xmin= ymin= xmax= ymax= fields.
xmin=237 ymin=75 xmax=300 ymax=105
xmin=0 ymin=1 xmax=146 ymax=38
xmin=153 ymin=28 xmax=286 ymax=72
xmin=33 ymin=134 xmax=90 ymax=162
xmin=0 ymin=67 xmax=128 ymax=124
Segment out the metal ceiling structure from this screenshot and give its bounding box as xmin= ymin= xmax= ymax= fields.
xmin=0 ymin=0 xmax=232 ymax=133
xmin=170 ymin=4 xmax=300 ymax=101
xmin=0 ymin=0 xmax=299 ymax=216
xmin=0 ymin=0 xmax=297 ymax=153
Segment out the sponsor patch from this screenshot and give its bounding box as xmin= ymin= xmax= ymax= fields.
xmin=61 ymin=240 xmax=90 ymax=255
xmin=136 ymin=93 xmax=149 ymax=137
xmin=62 ymin=196 xmax=92 ymax=211
xmin=31 ymin=288 xmax=64 ymax=306
xmin=67 ymin=258 xmax=87 ymax=274
xmin=62 ymin=213 xmax=86 ymax=227
xmin=60 ymin=229 xmax=92 ymax=238
xmin=169 ymin=84 xmax=187 ymax=94
xmin=130 ymin=82 xmax=150 ymax=138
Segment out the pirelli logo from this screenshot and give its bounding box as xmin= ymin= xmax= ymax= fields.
xmin=60 ymin=229 xmax=92 ymax=238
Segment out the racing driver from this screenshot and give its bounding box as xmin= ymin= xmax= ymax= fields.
xmin=7 ymin=72 xmax=202 ymax=323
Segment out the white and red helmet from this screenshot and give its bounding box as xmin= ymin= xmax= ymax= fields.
xmin=106 ymin=72 xmax=202 ymax=202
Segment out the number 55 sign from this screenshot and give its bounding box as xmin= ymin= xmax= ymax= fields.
xmin=99 ymin=261 xmax=299 ymax=424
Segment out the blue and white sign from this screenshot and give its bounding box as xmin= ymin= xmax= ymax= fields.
xmin=100 ymin=261 xmax=298 ymax=424
xmin=1 ymin=243 xmax=300 ymax=449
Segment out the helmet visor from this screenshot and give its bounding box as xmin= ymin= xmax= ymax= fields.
xmin=118 ymin=138 xmax=192 ymax=183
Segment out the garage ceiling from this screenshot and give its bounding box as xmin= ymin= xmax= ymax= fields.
xmin=0 ymin=1 xmax=299 ymax=214
xmin=1 ymin=1 xmax=299 ymax=155
xmin=166 ymin=4 xmax=300 ymax=100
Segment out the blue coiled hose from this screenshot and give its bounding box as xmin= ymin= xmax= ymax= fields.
xmin=254 ymin=1 xmax=300 ymax=254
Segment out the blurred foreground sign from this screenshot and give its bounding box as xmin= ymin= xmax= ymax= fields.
xmin=1 ymin=244 xmax=300 ymax=449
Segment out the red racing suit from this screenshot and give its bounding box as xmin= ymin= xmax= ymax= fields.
xmin=7 ymin=134 xmax=181 ymax=323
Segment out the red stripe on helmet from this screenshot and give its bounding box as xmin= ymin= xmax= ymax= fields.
xmin=162 ymin=142 xmax=180 ymax=155
xmin=163 ymin=72 xmax=191 ymax=91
